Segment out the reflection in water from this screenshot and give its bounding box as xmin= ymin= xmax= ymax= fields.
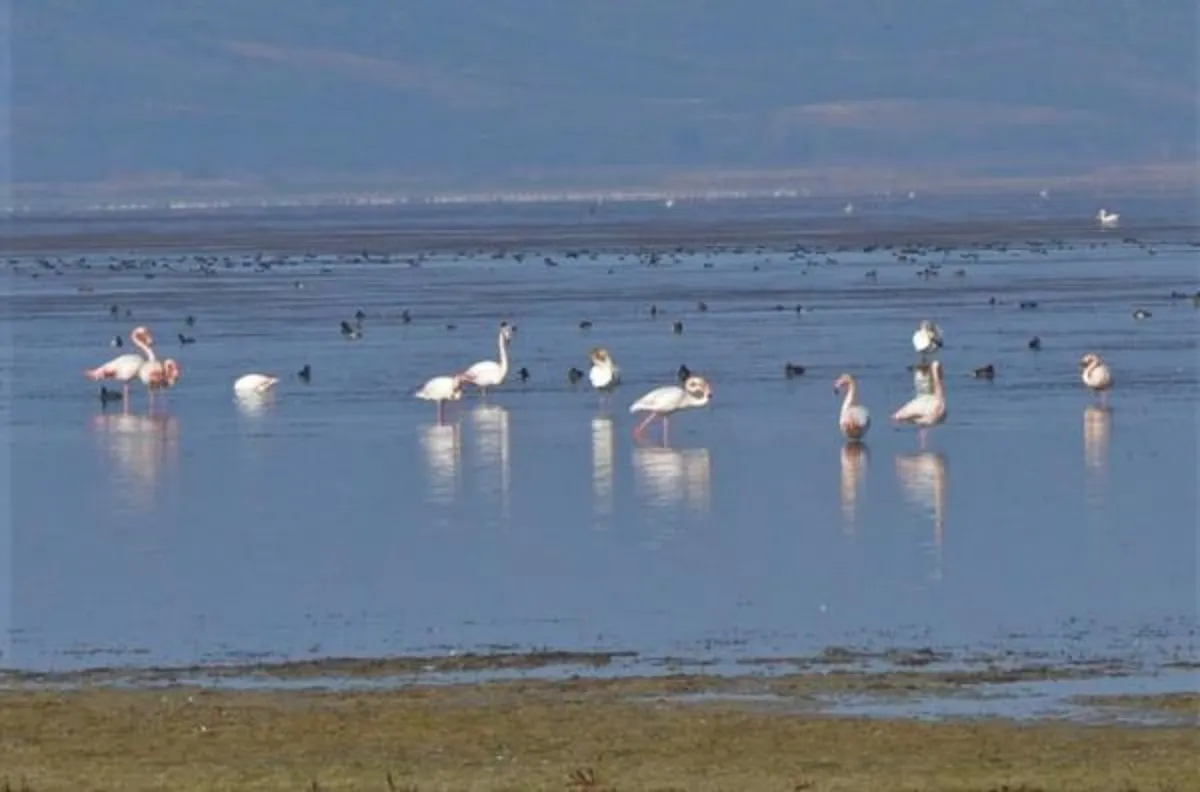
xmin=91 ymin=412 xmax=181 ymax=515
xmin=235 ymin=391 xmax=276 ymax=418
xmin=894 ymin=451 xmax=947 ymax=583
xmin=419 ymin=422 xmax=462 ymax=505
xmin=839 ymin=442 xmax=869 ymax=538
xmin=1083 ymin=405 xmax=1111 ymax=509
xmin=471 ymin=405 xmax=511 ymax=516
xmin=592 ymin=417 xmax=615 ymax=518
xmin=632 ymin=446 xmax=712 ymax=513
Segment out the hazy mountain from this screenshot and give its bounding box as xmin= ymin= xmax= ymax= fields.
xmin=7 ymin=0 xmax=1197 ymax=192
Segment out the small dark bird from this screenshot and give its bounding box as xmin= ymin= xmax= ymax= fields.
xmin=99 ymin=386 xmax=122 ymax=407
xmin=973 ymin=364 xmax=996 ymax=380
xmin=340 ymin=320 xmax=362 ymax=339
xmin=297 ymin=364 xmax=311 ymax=383
xmin=672 ymin=320 xmax=684 ymax=334
xmin=1028 ymin=336 xmax=1042 ymax=350
xmin=1132 ymin=309 xmax=1151 ymax=320
xmin=1019 ymin=300 xmax=1039 ymax=310
xmin=677 ymin=364 xmax=691 ymax=382
xmin=185 ymin=315 xmax=196 ymax=327
xmin=109 ymin=304 xmax=119 ymax=318
xmin=650 ymin=304 xmax=659 ymax=317
xmin=355 ymin=309 xmax=366 ymax=322
xmin=567 ymin=367 xmax=584 ymax=385
xmin=697 ymin=301 xmax=708 ymax=312
xmin=401 ymin=310 xmax=412 ymax=324
xmin=784 ymin=362 xmax=806 ymax=379
xmin=518 ymin=366 xmax=530 ymax=383
xmin=178 ymin=333 xmax=195 ymax=345
xmin=579 ymin=320 xmax=593 ymax=330
xmin=110 ymin=335 xmax=123 ymax=348
xmin=446 ymin=324 xmax=457 ymax=331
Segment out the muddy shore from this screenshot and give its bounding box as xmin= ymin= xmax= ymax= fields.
xmin=1 ymin=650 xmax=1195 ymax=791
xmin=1 ymin=677 xmax=1195 ymax=791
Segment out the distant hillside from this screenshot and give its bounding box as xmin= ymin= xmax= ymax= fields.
xmin=8 ymin=0 xmax=1198 ymax=194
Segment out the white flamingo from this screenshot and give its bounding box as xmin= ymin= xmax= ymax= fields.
xmin=1096 ymin=209 xmax=1120 ymax=228
xmin=892 ymin=360 xmax=947 ymax=449
xmin=233 ymin=373 xmax=279 ymax=395
xmin=588 ymin=347 xmax=621 ymax=401
xmin=461 ymin=322 xmax=514 ymax=396
xmin=416 ymin=374 xmax=465 ymax=423
xmin=628 ymin=375 xmax=713 ymax=443
xmin=84 ymin=326 xmax=156 ymax=405
xmin=833 ymin=373 xmax=871 ymax=441
xmin=912 ymin=320 xmax=943 ymax=357
xmin=1079 ymin=353 xmax=1114 ymax=402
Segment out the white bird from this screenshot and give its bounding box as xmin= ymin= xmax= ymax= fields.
xmin=912 ymin=320 xmax=944 ymax=357
xmin=84 ymin=326 xmax=157 ymax=405
xmin=1079 ymin=353 xmax=1114 ymax=402
xmin=628 ymin=375 xmax=713 ymax=443
xmin=233 ymin=373 xmax=279 ymax=395
xmin=588 ymin=347 xmax=621 ymax=399
xmin=1096 ymin=208 xmax=1120 ymax=228
xmin=415 ymin=374 xmax=465 ymax=423
xmin=892 ymin=360 xmax=947 ymax=449
xmin=461 ymin=322 xmax=514 ymax=395
xmin=833 ymin=373 xmax=871 ymax=441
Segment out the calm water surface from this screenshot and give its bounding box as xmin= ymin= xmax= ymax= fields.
xmin=1 ymin=209 xmax=1197 ymax=674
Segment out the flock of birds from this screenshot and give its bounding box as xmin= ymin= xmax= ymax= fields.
xmin=84 ymin=306 xmax=1116 ymax=450
xmin=75 ymin=205 xmax=1162 ymax=446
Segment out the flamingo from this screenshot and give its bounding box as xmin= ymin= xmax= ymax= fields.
xmin=629 ymin=375 xmax=713 ymax=443
xmin=588 ymin=347 xmax=621 ymax=402
xmin=833 ymin=373 xmax=871 ymax=441
xmin=84 ymin=326 xmax=156 ymax=405
xmin=233 ymin=373 xmax=279 ymax=395
xmin=1079 ymin=353 xmax=1113 ymax=402
xmin=892 ymin=360 xmax=947 ymax=449
xmin=1096 ymin=209 xmax=1120 ymax=228
xmin=416 ymin=374 xmax=465 ymax=423
xmin=912 ymin=320 xmax=943 ymax=357
xmin=461 ymin=322 xmax=514 ymax=396
xmin=139 ymin=357 xmax=181 ymax=405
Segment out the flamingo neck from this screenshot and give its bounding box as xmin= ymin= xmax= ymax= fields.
xmin=134 ymin=335 xmax=157 ymax=362
xmin=496 ymin=333 xmax=509 ymax=376
xmin=840 ymin=381 xmax=857 ymax=418
xmin=931 ymin=368 xmax=944 ymax=399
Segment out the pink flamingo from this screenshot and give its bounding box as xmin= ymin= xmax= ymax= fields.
xmin=85 ymin=326 xmax=156 ymax=407
xmin=629 ymin=375 xmax=714 ymax=443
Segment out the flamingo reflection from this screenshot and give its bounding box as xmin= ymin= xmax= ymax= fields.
xmin=1083 ymin=404 xmax=1111 ymax=509
xmin=418 ymin=422 xmax=462 ymax=505
xmin=235 ymin=390 xmax=276 ymax=418
xmin=471 ymin=404 xmax=511 ymax=515
xmin=90 ymin=411 xmax=180 ymax=514
xmin=632 ymin=446 xmax=712 ymax=513
xmin=894 ymin=451 xmax=947 ymax=583
xmin=839 ymin=442 xmax=869 ymax=538
xmin=591 ymin=417 xmax=615 ymax=517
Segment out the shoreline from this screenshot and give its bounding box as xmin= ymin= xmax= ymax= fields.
xmin=1 ymin=675 xmax=1195 ymax=791
xmin=4 ymin=215 xmax=1199 ymax=256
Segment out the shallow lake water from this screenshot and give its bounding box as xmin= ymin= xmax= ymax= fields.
xmin=1 ymin=201 xmax=1197 ymax=677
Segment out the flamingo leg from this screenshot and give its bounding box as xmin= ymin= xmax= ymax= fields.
xmin=918 ymin=428 xmax=928 ymax=450
xmin=662 ymin=416 xmax=671 ymax=446
xmin=633 ymin=412 xmax=657 ymax=439
xmin=122 ymin=383 xmax=131 ymax=402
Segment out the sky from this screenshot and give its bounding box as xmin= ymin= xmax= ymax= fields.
xmin=6 ymin=0 xmax=1198 ymax=194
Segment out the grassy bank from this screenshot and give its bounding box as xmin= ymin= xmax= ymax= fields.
xmin=1 ymin=678 xmax=1195 ymax=791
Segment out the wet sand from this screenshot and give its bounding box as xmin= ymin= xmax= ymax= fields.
xmin=1 ymin=677 xmax=1196 ymax=791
